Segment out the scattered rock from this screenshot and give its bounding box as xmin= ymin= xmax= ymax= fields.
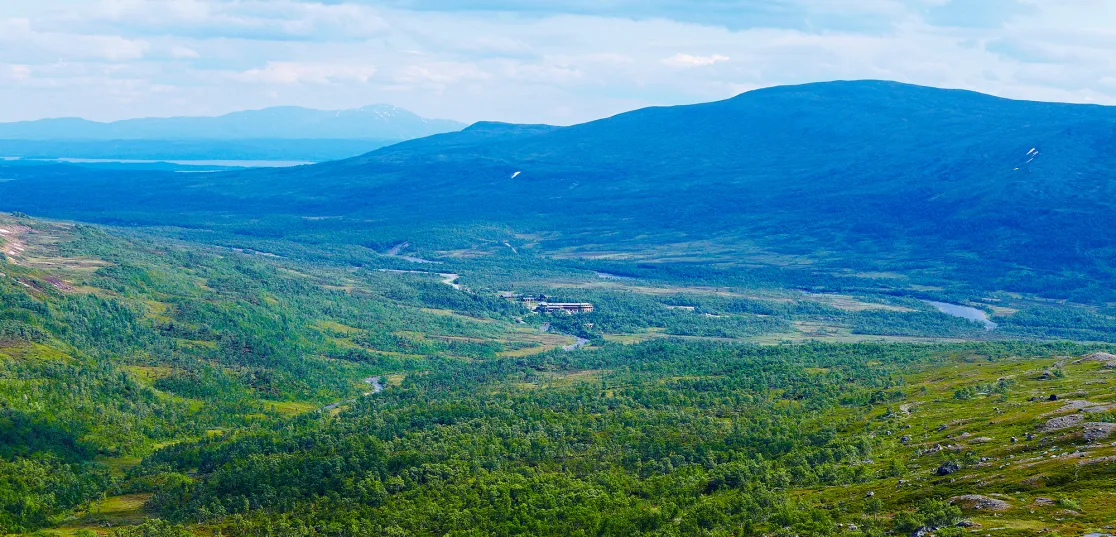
xmin=1058 ymin=400 xmax=1100 ymax=412
xmin=866 ymin=491 xmax=875 ymax=497
xmin=936 ymin=461 xmax=960 ymax=476
xmin=1010 ymin=436 xmax=1018 ymax=443
xmin=971 ymin=436 xmax=994 ymax=444
xmin=1033 ymin=497 xmax=1056 ymax=506
xmin=1026 ymin=433 xmax=1035 ymax=441
xmin=1083 ymin=404 xmax=1116 ymax=414
xmin=1083 ymin=422 xmax=1116 ymax=442
xmin=1079 ymin=455 xmax=1116 ymax=465
xmin=950 ymin=494 xmax=1011 ymax=511
xmin=937 ymin=424 xmax=948 ymax=432
xmin=1049 ymin=393 xmax=1059 ymax=401
xmin=900 ymin=435 xmax=911 ymax=444
xmin=1082 ymin=352 xmax=1116 ymax=363
xmin=1042 ymin=414 xmax=1084 ymax=431
xmin=956 ymin=520 xmax=982 ymax=528
xmin=909 ymin=526 xmax=931 ymax=537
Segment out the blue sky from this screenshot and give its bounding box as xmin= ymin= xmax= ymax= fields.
xmin=1 ymin=1 xmax=1114 ymax=124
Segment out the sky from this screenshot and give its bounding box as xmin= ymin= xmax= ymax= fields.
xmin=2 ymin=0 xmax=1116 ymax=125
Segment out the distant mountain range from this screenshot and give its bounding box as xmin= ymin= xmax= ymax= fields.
xmin=0 ymin=105 xmax=465 ymax=162
xmin=0 ymin=105 xmax=465 ymax=141
xmin=3 ymin=81 xmax=1116 ymax=299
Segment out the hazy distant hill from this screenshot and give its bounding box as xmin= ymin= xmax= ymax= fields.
xmin=0 ymin=105 xmax=465 ymax=141
xmin=3 ymin=80 xmax=1116 ymax=298
xmin=0 ymin=105 xmax=464 ymax=162
xmin=0 ymin=138 xmax=393 ymax=164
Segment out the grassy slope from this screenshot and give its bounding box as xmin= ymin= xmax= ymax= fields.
xmin=4 ymin=214 xmax=1116 ymax=535
xmin=804 ymin=353 xmax=1116 ymax=535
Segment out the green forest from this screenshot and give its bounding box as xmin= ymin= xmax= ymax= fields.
xmin=3 ymin=213 xmax=1116 ymax=537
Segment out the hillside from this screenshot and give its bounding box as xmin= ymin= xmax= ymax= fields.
xmin=0 ymin=212 xmax=578 ymax=533
xmin=1 ymin=81 xmax=1115 ymax=300
xmin=5 ymin=213 xmax=1116 ymax=537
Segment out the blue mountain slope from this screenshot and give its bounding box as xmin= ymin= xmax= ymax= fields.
xmin=261 ymin=81 xmax=1116 ymax=245
xmin=2 ymin=80 xmax=1116 ymax=297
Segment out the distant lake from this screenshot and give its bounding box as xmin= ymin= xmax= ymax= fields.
xmin=2 ymin=156 xmax=313 ymax=168
xmin=50 ymin=158 xmax=313 ymax=168
xmin=926 ymin=301 xmax=997 ymax=330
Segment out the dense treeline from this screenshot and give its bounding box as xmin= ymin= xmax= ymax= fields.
xmin=996 ymin=305 xmax=1116 ymax=342
xmin=124 ymin=341 xmax=1086 ymax=536
xmin=0 ymin=221 xmax=534 ymax=532
xmin=5 ymin=214 xmax=1116 ymax=534
xmin=849 ymin=310 xmax=988 ymax=339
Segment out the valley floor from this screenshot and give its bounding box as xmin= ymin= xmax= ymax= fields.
xmin=3 ymin=213 xmax=1116 ymax=536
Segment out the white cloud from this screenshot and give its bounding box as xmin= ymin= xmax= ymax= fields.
xmin=393 ymin=62 xmax=489 ymax=86
xmin=0 ymin=16 xmax=149 ymax=62
xmin=171 ymin=46 xmax=200 ymax=59
xmin=237 ymin=61 xmax=377 ymax=85
xmin=8 ymin=65 xmax=32 ymax=82
xmin=662 ymin=53 xmax=730 ymax=67
xmin=55 ymin=0 xmax=391 ymax=41
xmin=5 ymin=0 xmax=1116 ymax=125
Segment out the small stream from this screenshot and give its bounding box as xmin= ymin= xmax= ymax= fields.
xmin=321 ymin=376 xmax=384 ymax=412
xmin=377 ymin=269 xmax=460 ymax=289
xmin=385 ymin=242 xmax=441 ymax=264
xmin=563 ymin=337 xmax=590 ymax=351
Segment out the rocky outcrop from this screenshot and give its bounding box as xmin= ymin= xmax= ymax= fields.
xmin=936 ymin=461 xmax=960 ymax=476
xmin=1058 ymin=400 xmax=1101 ymax=412
xmin=1082 ymin=352 xmax=1116 ymax=362
xmin=1081 ymin=352 xmax=1116 ymax=368
xmin=1041 ymin=414 xmax=1084 ymax=431
xmin=950 ymin=494 xmax=1011 ymax=511
xmin=1083 ymin=422 xmax=1116 ymax=442
xmin=1083 ymin=404 xmax=1116 ymax=414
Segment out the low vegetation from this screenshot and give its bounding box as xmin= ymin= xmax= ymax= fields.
xmin=3 ymin=213 xmax=1116 ymax=536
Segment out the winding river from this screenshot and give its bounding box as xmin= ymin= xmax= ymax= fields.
xmin=926 ymin=301 xmax=997 ymax=330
